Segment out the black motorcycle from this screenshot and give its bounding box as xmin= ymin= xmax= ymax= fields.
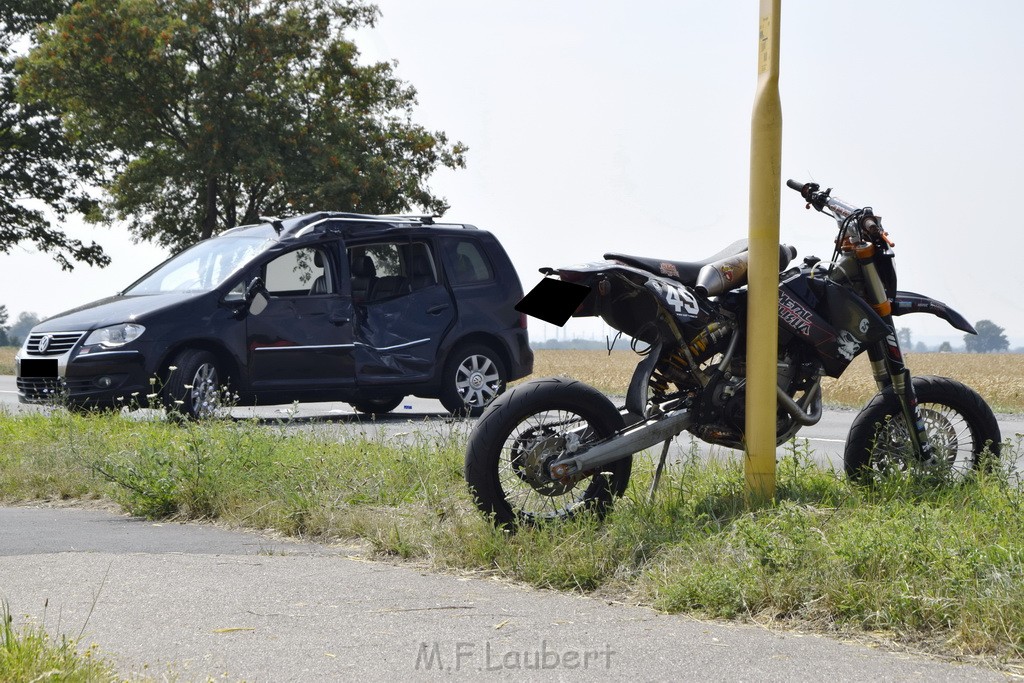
xmin=465 ymin=180 xmax=1001 ymax=527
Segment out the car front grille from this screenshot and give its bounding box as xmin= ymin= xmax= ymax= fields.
xmin=16 ymin=377 xmax=95 ymax=400
xmin=17 ymin=377 xmax=65 ymax=400
xmin=26 ymin=331 xmax=87 ymax=356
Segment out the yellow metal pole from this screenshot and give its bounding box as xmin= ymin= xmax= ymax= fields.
xmin=745 ymin=0 xmax=782 ymax=503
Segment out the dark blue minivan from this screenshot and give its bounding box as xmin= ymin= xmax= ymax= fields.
xmin=16 ymin=213 xmax=533 ymax=417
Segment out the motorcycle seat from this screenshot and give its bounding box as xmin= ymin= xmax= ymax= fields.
xmin=605 ymin=239 xmax=750 ymax=286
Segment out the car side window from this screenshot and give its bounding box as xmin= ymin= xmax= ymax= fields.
xmin=447 ymin=239 xmax=494 ymax=285
xmin=264 ymin=247 xmax=333 ymax=296
xmin=349 ymin=242 xmax=438 ymax=302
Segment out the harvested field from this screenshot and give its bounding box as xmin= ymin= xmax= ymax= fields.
xmin=4 ymin=345 xmax=1020 ymax=413
xmin=529 ymin=349 xmax=1024 ymax=413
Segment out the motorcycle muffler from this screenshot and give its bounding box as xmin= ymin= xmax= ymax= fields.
xmin=549 ymin=408 xmax=694 ymax=481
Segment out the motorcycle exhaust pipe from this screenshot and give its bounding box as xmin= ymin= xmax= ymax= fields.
xmin=777 ymin=383 xmax=822 ymax=426
xmin=550 ymin=383 xmax=820 ymax=481
xmin=549 ymin=409 xmax=694 ymax=481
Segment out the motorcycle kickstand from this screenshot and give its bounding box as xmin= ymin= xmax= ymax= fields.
xmin=647 ymin=439 xmax=673 ymax=503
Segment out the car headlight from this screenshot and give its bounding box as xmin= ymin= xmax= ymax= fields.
xmin=84 ymin=323 xmax=146 ymax=348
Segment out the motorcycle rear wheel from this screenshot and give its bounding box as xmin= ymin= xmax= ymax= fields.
xmin=844 ymin=375 xmax=1001 ymax=482
xmin=464 ymin=377 xmax=632 ymax=529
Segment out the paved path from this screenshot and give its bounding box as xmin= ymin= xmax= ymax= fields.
xmin=0 ymin=506 xmax=1009 ymax=681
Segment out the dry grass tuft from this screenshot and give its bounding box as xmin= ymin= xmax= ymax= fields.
xmin=0 ymin=346 xmax=16 ymax=376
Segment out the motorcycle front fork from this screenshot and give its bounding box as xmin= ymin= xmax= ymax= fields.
xmin=866 ymin=335 xmax=935 ymax=463
xmin=857 ymin=246 xmax=935 ymax=463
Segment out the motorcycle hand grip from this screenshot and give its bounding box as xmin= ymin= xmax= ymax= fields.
xmin=786 ymin=179 xmax=805 ymax=191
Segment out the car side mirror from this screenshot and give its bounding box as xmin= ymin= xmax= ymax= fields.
xmin=245 ymin=277 xmax=268 ymax=316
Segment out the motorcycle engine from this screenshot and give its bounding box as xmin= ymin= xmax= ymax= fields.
xmin=694 ymin=355 xmax=800 ymax=449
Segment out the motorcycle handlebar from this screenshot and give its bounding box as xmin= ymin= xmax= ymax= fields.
xmin=786 ymin=178 xmax=888 ymax=244
xmin=786 ymin=179 xmax=829 ymax=211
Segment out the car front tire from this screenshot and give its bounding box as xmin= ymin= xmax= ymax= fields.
xmin=163 ymin=349 xmax=226 ymax=420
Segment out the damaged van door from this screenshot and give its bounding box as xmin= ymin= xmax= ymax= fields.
xmin=349 ymin=241 xmax=455 ymax=383
xmin=246 ymin=244 xmax=356 ymax=388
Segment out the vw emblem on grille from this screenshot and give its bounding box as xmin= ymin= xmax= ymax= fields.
xmin=38 ymin=335 xmax=52 ymax=353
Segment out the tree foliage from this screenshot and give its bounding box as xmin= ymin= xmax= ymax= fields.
xmin=964 ymin=319 xmax=1009 ymax=353
xmin=0 ymin=0 xmax=109 ymax=269
xmin=6 ymin=310 xmax=41 ymax=346
xmin=20 ymin=0 xmax=467 ymax=251
xmin=0 ymin=304 xmax=9 ymax=346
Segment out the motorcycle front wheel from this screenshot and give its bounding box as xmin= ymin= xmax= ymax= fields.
xmin=845 ymin=375 xmax=1001 ymax=482
xmin=464 ymin=377 xmax=632 ymax=529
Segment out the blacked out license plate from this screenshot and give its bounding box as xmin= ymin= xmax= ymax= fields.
xmin=20 ymin=358 xmax=58 ymax=378
xmin=515 ymin=278 xmax=593 ymax=327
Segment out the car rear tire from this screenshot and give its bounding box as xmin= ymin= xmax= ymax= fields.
xmin=439 ymin=344 xmax=507 ymax=417
xmin=351 ymin=396 xmax=404 ymax=416
xmin=163 ymin=349 xmax=226 ymax=420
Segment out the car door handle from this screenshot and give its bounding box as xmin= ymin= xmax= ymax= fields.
xmin=426 ymin=304 xmax=450 ymax=315
xmin=329 ymin=314 xmax=351 ymax=325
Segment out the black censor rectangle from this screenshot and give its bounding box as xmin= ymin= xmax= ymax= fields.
xmin=515 ymin=277 xmax=592 ymax=327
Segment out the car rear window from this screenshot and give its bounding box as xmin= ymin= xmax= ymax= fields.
xmin=448 ymin=239 xmax=494 ymax=285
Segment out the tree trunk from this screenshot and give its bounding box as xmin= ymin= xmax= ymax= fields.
xmin=201 ymin=176 xmax=219 ymax=241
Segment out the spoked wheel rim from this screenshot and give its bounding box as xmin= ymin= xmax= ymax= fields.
xmin=455 ymin=354 xmax=501 ymax=409
xmin=498 ymin=408 xmax=606 ymax=521
xmin=189 ymin=362 xmax=221 ymax=419
xmin=868 ymin=404 xmax=976 ymax=478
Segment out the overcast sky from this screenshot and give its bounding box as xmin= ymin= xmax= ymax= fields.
xmin=4 ymin=0 xmax=1022 ymax=347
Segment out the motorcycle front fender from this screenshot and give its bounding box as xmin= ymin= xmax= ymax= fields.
xmin=892 ymin=291 xmax=976 ymax=335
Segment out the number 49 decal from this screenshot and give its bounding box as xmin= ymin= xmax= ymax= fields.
xmin=654 ymin=281 xmax=700 ymax=316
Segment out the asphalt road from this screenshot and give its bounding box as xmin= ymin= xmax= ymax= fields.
xmin=2 ymin=375 xmax=1021 ymax=474
xmin=0 ymin=374 xmax=882 ymax=466
xmin=0 ymin=506 xmax=1009 ymax=682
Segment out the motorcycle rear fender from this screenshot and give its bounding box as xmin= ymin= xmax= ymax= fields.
xmin=516 ymin=261 xmax=674 ymax=326
xmin=892 ymin=291 xmax=976 ymax=335
xmin=515 ymin=276 xmax=593 ymax=327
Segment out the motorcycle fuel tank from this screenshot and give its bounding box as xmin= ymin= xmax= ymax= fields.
xmin=778 ymin=274 xmax=888 ymax=377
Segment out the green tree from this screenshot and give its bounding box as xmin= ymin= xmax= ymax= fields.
xmin=965 ymin=319 xmax=1009 ymax=353
xmin=20 ymin=0 xmax=466 ymax=252
xmin=7 ymin=310 xmax=41 ymax=346
xmin=0 ymin=0 xmax=109 ymax=269
xmin=938 ymin=341 xmax=953 ymax=353
xmin=897 ymin=327 xmax=912 ymax=348
xmin=0 ymin=304 xmax=9 ymax=346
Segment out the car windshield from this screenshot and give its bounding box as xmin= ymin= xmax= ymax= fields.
xmin=124 ymin=235 xmax=274 ymax=295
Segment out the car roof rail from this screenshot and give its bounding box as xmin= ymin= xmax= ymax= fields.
xmin=218 ymin=212 xmax=479 ymax=239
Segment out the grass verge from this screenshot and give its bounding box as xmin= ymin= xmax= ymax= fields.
xmin=1 ymin=410 xmax=1023 ymax=669
xmin=1 ymin=602 xmax=119 ymax=682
